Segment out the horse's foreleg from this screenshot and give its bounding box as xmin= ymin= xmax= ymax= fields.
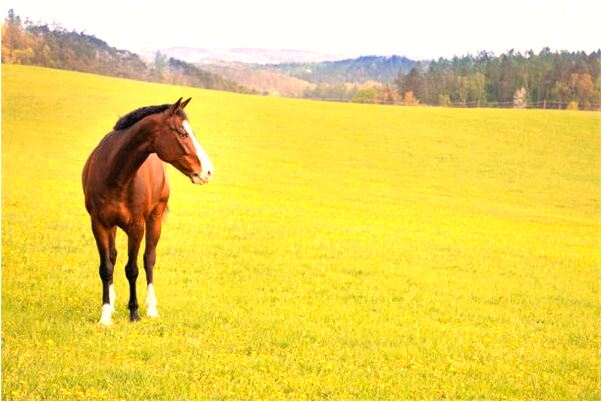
xmin=144 ymin=211 xmax=163 ymax=318
xmin=92 ymin=219 xmax=115 ymax=326
xmin=125 ymin=222 xmax=144 ymax=322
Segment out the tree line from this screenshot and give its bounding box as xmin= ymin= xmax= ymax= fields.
xmin=2 ymin=10 xmax=599 ymax=110
xmin=1 ymin=9 xmax=254 ymax=94
xmin=291 ymin=50 xmax=601 ymax=110
xmin=390 ymin=50 xmax=599 ymax=110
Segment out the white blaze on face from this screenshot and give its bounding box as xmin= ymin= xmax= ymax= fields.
xmin=183 ymin=120 xmax=213 ymax=179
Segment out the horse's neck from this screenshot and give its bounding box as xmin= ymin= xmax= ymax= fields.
xmin=107 ymin=123 xmax=154 ymax=190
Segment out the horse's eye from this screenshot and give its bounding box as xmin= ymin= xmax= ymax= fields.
xmin=172 ymin=127 xmax=188 ymax=137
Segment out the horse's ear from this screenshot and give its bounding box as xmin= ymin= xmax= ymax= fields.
xmin=180 ymin=97 xmax=192 ymax=110
xmin=168 ymin=97 xmax=183 ymax=115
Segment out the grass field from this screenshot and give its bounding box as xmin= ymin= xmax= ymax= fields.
xmin=1 ymin=64 xmax=600 ymax=400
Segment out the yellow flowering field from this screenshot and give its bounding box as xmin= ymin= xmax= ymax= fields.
xmin=1 ymin=64 xmax=600 ymax=399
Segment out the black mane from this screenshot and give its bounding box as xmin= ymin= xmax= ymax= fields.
xmin=113 ymin=104 xmax=187 ymax=130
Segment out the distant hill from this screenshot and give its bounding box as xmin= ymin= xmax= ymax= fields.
xmin=139 ymin=47 xmax=358 ymax=65
xmin=197 ymin=55 xmax=418 ymax=98
xmin=202 ymin=62 xmax=314 ymax=97
xmin=1 ymin=9 xmax=253 ymax=94
xmin=265 ymin=55 xmax=417 ymax=84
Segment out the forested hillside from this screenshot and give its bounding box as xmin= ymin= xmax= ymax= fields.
xmin=267 ymin=55 xmax=416 ymax=84
xmin=394 ymin=50 xmax=601 ymax=109
xmin=2 ymin=9 xmax=599 ymax=109
xmin=0 ymin=9 xmax=253 ymax=94
xmin=257 ymin=49 xmax=600 ymax=110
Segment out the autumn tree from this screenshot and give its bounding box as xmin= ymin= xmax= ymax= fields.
xmin=513 ymin=87 xmax=528 ymax=108
xmin=403 ymin=90 xmax=419 ymax=106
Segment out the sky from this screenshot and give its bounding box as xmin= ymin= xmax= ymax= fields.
xmin=2 ymin=0 xmax=601 ymax=60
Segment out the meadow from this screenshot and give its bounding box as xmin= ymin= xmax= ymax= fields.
xmin=1 ymin=64 xmax=600 ymax=400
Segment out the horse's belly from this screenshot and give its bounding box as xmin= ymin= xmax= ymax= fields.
xmin=88 ymin=154 xmax=169 ymax=228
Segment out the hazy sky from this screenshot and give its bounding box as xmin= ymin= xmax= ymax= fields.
xmin=2 ymin=0 xmax=600 ymax=59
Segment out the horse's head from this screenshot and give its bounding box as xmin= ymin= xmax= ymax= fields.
xmin=153 ymin=98 xmax=213 ymax=184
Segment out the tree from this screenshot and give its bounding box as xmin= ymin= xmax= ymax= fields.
xmin=513 ymin=87 xmax=528 ymax=108
xmin=551 ymin=81 xmax=570 ymax=109
xmin=438 ymin=94 xmax=451 ymax=107
xmin=467 ymin=73 xmax=486 ymax=106
xmin=403 ymin=90 xmax=419 ymax=106
xmin=374 ymin=84 xmax=401 ymax=104
xmin=393 ymin=48 xmax=600 ymax=110
xmin=404 ymin=64 xmax=425 ymax=100
xmin=154 ymin=51 xmax=167 ymax=75
xmin=576 ymin=73 xmax=595 ymax=108
xmin=352 ymin=87 xmax=377 ymax=103
xmin=2 ymin=9 xmax=26 ymax=63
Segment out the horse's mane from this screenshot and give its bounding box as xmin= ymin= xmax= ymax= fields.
xmin=113 ymin=104 xmax=187 ymax=131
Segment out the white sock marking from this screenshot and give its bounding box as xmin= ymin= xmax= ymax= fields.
xmin=183 ymin=120 xmax=213 ymax=178
xmin=146 ymin=284 xmax=159 ymax=318
xmin=99 ymin=303 xmax=112 ymax=326
xmin=109 ymin=284 xmax=116 ymax=313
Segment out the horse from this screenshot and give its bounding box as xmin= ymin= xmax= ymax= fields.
xmin=82 ymin=97 xmax=213 ymax=325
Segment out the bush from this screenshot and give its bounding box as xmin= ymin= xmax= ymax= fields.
xmin=352 ymin=88 xmax=377 ymax=104
xmin=438 ymin=94 xmax=451 ymax=107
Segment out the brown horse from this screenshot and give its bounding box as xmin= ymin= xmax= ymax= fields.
xmin=82 ymin=98 xmax=213 ymax=325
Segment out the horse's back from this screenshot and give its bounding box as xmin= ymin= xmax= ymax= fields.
xmin=81 ymin=131 xmax=117 ymax=200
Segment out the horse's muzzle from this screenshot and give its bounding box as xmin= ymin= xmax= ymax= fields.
xmin=190 ymin=171 xmax=212 ymax=185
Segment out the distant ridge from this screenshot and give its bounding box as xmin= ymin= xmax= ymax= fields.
xmin=137 ymin=47 xmax=359 ymax=65
xmin=1 ymin=10 xmax=254 ymax=94
xmin=202 ymin=62 xmax=315 ymax=97
xmin=265 ymin=55 xmax=417 ymax=84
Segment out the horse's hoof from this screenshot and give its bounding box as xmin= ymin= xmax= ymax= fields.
xmin=130 ymin=311 xmax=141 ymax=322
xmin=147 ymin=305 xmax=159 ymax=318
xmin=99 ymin=304 xmax=113 ymax=326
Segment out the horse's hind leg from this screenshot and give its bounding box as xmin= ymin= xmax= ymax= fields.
xmin=109 ymin=227 xmax=117 ymax=266
xmin=92 ymin=219 xmax=115 ymax=326
xmin=144 ymin=207 xmax=165 ymax=318
xmin=125 ymin=222 xmax=144 ymax=322
xmin=108 ymin=227 xmax=117 ymax=312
